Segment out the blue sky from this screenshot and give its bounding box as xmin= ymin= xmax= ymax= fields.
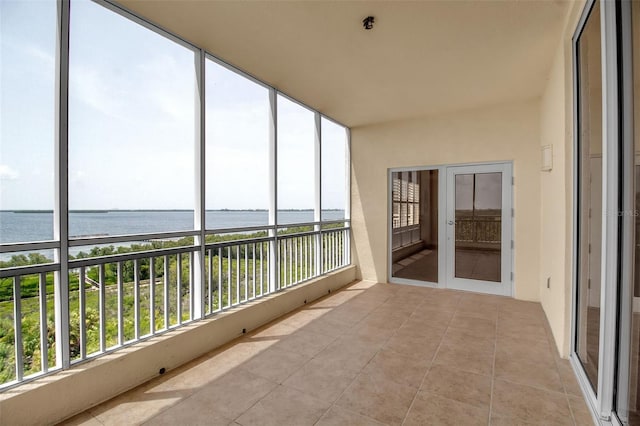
xmin=1 ymin=0 xmax=348 ymax=211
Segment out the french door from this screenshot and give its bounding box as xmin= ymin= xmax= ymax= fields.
xmin=445 ymin=163 xmax=513 ymax=296
xmin=388 ymin=162 xmax=513 ymax=297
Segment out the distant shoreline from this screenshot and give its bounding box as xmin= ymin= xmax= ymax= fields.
xmin=2 ymin=209 xmax=343 ymax=214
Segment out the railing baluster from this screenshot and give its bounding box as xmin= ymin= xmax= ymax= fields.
xmin=294 ymin=237 xmax=298 ymax=284
xmin=163 ymin=255 xmax=169 ymax=330
xmin=117 ymin=262 xmax=123 ymax=345
xmin=218 ymin=247 xmax=222 ymax=310
xmin=227 ymin=247 xmax=231 ymax=307
xmin=252 ymin=243 xmax=256 ymax=299
xmin=259 ymin=242 xmax=264 ymax=296
xmin=149 ymin=257 xmax=155 ymax=335
xmin=177 ymin=253 xmax=182 ymax=325
xmin=189 ymin=252 xmax=194 ymax=321
xmin=244 ymin=243 xmax=248 ymax=301
xmin=289 ymin=238 xmax=293 ymax=286
xmin=99 ymin=264 xmax=105 ymax=353
xmin=208 ymin=249 xmax=213 ymax=314
xmin=79 ymin=267 xmax=86 ymax=358
xmin=13 ymin=276 xmax=23 ymax=382
xmin=39 ymin=273 xmax=48 ymax=373
xmin=236 ymin=245 xmax=241 ymax=303
xmin=134 ymin=259 xmax=140 ymax=339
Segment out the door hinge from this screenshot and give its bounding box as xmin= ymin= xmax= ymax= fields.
xmin=510 ymin=272 xmax=514 ymax=281
xmin=511 ymin=240 xmax=514 ymax=249
xmin=511 ymin=208 xmax=514 ymax=218
xmin=511 ymin=176 xmax=514 ymax=185
xmin=588 ymin=278 xmax=591 ymax=289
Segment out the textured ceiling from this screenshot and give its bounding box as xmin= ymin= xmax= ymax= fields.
xmin=117 ymin=0 xmax=571 ymax=128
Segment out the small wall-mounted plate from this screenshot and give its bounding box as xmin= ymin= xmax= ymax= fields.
xmin=541 ymin=145 xmax=553 ymax=171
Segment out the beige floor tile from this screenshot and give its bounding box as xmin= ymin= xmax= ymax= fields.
xmin=403 ymin=391 xmax=489 ymax=426
xmin=398 ymin=318 xmax=448 ymax=339
xmin=432 ymin=341 xmax=494 ymax=375
xmin=248 ymin=321 xmax=298 ymax=339
xmin=298 ymin=316 xmax=354 ymax=337
xmin=321 ymin=305 xmax=371 ymax=324
xmin=557 ymin=359 xmax=584 ymax=397
xmin=450 ymin=312 xmax=496 ymax=334
xmin=362 ymin=348 xmax=430 ymax=389
xmin=282 ymin=358 xmax=359 ymax=403
xmin=313 ymin=337 xmax=380 ymax=372
xmin=498 ymin=299 xmax=545 ymax=319
xmin=406 ymin=307 xmax=454 ymax=328
xmin=568 ymin=395 xmax=595 ymax=426
xmin=235 ymin=385 xmax=331 ymax=426
xmin=494 ymin=354 xmax=564 ymax=393
xmin=59 ymin=411 xmax=103 ymax=426
xmin=186 ymin=369 xmax=277 ymax=420
xmin=441 ymin=327 xmax=495 ymax=353
xmin=315 ymin=406 xmax=385 ymax=426
xmin=143 ymin=396 xmax=233 ymax=426
xmin=345 ymin=318 xmax=399 ymax=345
xmin=277 ymin=308 xmax=332 ymax=330
xmin=336 ymin=371 xmax=417 ymax=424
xmin=497 ymin=316 xmax=548 ymax=342
xmin=421 ymin=364 xmax=491 ymax=408
xmin=491 ymin=379 xmax=573 ymax=425
xmin=89 ymin=382 xmax=187 ymax=426
xmin=383 ymin=331 xmax=441 ymax=362
xmin=458 ymin=292 xmax=503 ymax=305
xmin=239 ymin=347 xmax=309 ymax=383
xmin=456 ymin=299 xmax=499 ymax=321
xmin=495 ymin=334 xmax=554 ymax=361
xmin=489 ymin=413 xmax=572 ymax=426
xmin=272 ymin=328 xmax=337 ymax=358
xmin=419 ymin=297 xmax=460 ymax=313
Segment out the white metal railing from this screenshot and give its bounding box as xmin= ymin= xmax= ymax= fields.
xmin=0 ymin=222 xmax=350 ymax=389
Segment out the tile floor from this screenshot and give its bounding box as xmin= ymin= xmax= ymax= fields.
xmin=62 ymin=281 xmax=593 ymax=426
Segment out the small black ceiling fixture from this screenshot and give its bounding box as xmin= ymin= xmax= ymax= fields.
xmin=363 ymin=16 xmax=375 ymax=30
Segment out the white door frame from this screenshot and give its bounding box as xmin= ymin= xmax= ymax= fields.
xmin=388 ymin=161 xmax=514 ymax=297
xmin=444 ymin=162 xmax=513 ymax=297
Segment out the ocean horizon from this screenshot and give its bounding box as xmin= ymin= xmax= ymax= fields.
xmin=0 ymin=209 xmax=346 ymax=245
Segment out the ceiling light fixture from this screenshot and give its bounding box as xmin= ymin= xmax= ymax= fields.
xmin=363 ymin=16 xmax=374 ymax=30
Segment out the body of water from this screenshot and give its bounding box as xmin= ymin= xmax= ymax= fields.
xmin=0 ymin=210 xmax=346 ymax=245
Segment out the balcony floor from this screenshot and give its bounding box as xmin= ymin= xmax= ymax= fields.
xmin=63 ymin=281 xmax=591 ymax=426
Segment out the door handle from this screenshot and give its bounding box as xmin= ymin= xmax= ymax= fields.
xmin=448 ymin=220 xmax=454 ymax=225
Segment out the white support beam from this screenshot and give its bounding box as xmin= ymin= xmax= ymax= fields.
xmin=193 ymin=48 xmax=206 ymax=320
xmin=54 ymin=0 xmax=71 ymax=370
xmin=314 ymin=113 xmax=322 ymax=276
xmin=269 ymin=89 xmax=278 ymax=292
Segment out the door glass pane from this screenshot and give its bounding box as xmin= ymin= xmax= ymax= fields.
xmin=617 ymin=2 xmax=640 ymax=423
xmin=454 ymin=173 xmax=502 ymax=282
xmin=575 ymin=1 xmax=601 ymax=392
xmin=391 ymin=170 xmax=438 ymax=283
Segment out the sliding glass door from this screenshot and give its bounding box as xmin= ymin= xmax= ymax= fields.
xmin=572 ymin=1 xmax=640 ymax=423
xmin=574 ymin=0 xmax=602 ymax=394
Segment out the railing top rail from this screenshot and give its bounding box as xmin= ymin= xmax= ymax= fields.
xmin=206 ymin=235 xmax=273 ymax=249
xmin=206 ymin=225 xmax=272 ymax=235
xmin=320 ymin=226 xmax=350 ymax=233
xmin=68 ymin=230 xmax=198 ymax=247
xmin=0 ymin=262 xmax=60 ymax=278
xmin=69 ymin=244 xmax=198 ymax=268
xmin=0 ymin=240 xmax=59 ymax=254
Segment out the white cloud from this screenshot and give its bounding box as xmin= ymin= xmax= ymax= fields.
xmin=0 ymin=165 xmax=19 ymax=180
